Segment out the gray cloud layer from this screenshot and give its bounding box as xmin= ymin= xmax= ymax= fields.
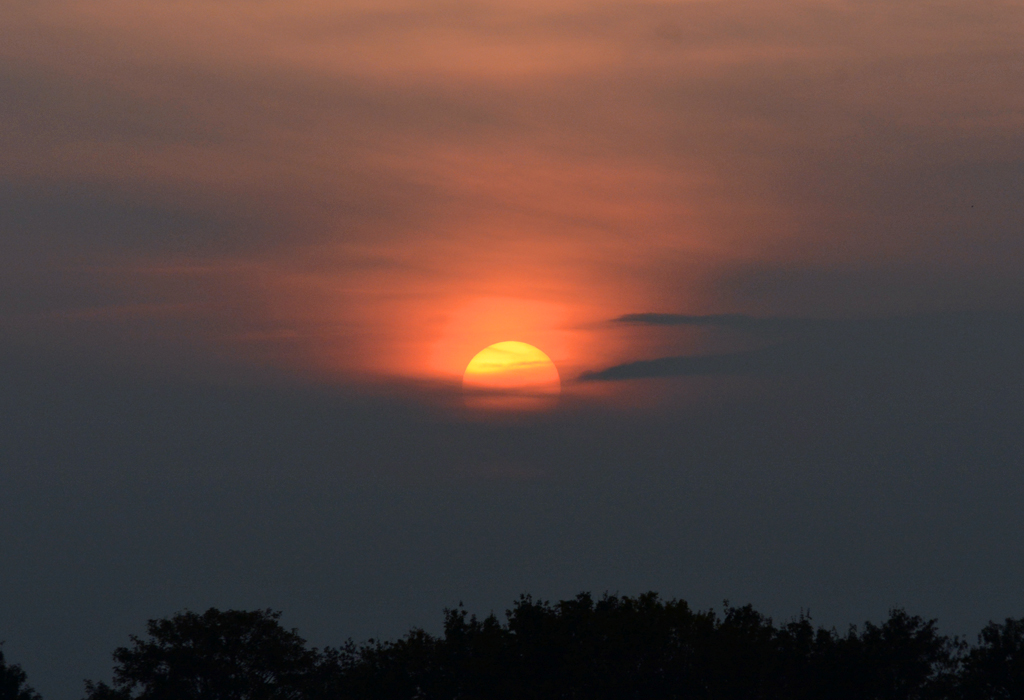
xmin=583 ymin=311 xmax=1024 ymax=380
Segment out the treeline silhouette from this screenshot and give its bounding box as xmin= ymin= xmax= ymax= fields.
xmin=3 ymin=593 xmax=1023 ymax=699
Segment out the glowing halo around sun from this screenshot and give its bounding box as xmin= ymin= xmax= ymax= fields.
xmin=462 ymin=341 xmax=561 ymax=411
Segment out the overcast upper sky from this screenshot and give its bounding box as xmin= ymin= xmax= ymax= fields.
xmin=2 ymin=1 xmax=1023 ymax=697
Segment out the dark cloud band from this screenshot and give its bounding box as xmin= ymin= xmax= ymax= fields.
xmin=584 ymin=311 xmax=1024 ymax=381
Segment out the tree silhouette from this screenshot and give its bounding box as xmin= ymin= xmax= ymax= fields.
xmin=958 ymin=617 xmax=1024 ymax=699
xmin=354 ymin=594 xmax=977 ymax=700
xmin=77 ymin=596 xmax=1023 ymax=700
xmin=311 ymin=593 xmax=965 ymax=700
xmin=82 ymin=608 xmax=324 ymax=700
xmin=0 ymin=644 xmax=41 ymax=700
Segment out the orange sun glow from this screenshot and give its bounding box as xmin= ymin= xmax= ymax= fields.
xmin=462 ymin=341 xmax=561 ymax=410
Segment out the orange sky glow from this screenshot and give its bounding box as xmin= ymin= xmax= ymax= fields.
xmin=2 ymin=0 xmax=1023 ymax=403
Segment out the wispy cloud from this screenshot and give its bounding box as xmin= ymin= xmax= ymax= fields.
xmin=582 ymin=311 xmax=1024 ymax=381
xmin=611 ymin=313 xmax=837 ymax=334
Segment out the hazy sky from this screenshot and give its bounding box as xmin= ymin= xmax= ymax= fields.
xmin=2 ymin=1 xmax=1023 ymax=697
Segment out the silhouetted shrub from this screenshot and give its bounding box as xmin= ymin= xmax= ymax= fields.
xmin=958 ymin=617 xmax=1024 ymax=700
xmin=82 ymin=608 xmax=324 ymax=700
xmin=0 ymin=644 xmax=41 ymax=700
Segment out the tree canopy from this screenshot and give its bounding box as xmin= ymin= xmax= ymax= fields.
xmin=81 ymin=609 xmax=325 ymax=700
xmin=0 ymin=644 xmax=42 ymax=700
xmin=69 ymin=594 xmax=1024 ymax=700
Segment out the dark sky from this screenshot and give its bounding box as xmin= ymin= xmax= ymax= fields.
xmin=2 ymin=1 xmax=1024 ymax=697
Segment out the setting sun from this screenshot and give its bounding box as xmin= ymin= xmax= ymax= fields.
xmin=462 ymin=341 xmax=560 ymax=409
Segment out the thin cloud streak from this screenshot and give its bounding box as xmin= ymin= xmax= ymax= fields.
xmin=611 ymin=313 xmax=839 ymax=334
xmin=582 ymin=311 xmax=1024 ymax=381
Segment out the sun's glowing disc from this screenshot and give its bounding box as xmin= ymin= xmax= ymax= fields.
xmin=462 ymin=341 xmax=560 ymax=409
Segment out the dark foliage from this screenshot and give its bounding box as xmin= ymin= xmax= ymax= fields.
xmin=333 ymin=594 xmax=962 ymax=700
xmin=958 ymin=618 xmax=1024 ymax=699
xmin=80 ymin=596 xmax=1024 ymax=700
xmin=0 ymin=644 xmax=41 ymax=700
xmin=81 ymin=608 xmax=324 ymax=700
